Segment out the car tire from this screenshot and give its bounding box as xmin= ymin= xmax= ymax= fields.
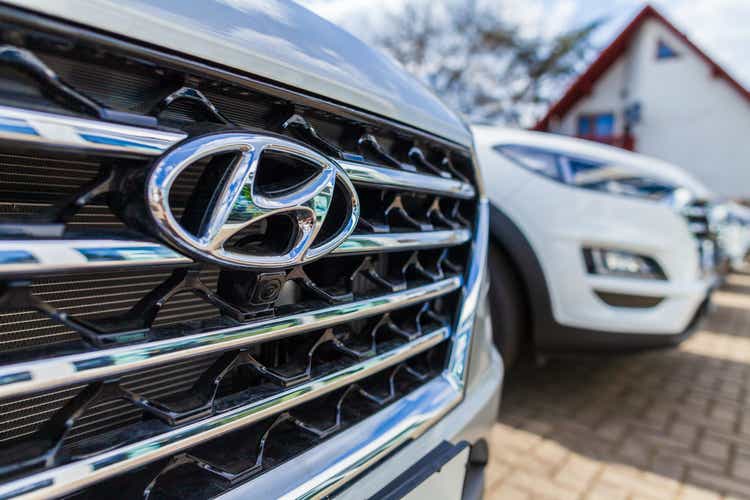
xmin=487 ymin=243 xmax=526 ymax=369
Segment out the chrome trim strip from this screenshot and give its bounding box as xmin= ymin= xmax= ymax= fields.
xmin=0 ymin=328 xmax=450 ymax=500
xmin=333 ymin=229 xmax=471 ymax=255
xmin=0 ymin=239 xmax=190 ymax=274
xmin=0 ymin=104 xmax=181 ymax=155
xmin=0 ymin=105 xmax=474 ymax=199
xmin=0 ymin=230 xmax=470 ymax=275
xmin=0 ymin=277 xmax=460 ymax=400
xmin=339 ymin=159 xmax=475 ymax=199
xmin=447 ymin=198 xmax=489 ymax=388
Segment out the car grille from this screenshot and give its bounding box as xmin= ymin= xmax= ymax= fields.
xmin=682 ymin=200 xmax=719 ymax=274
xmin=0 ymin=9 xmax=483 ymax=500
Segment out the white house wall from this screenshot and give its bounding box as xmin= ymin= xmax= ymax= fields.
xmin=634 ymin=19 xmax=750 ymax=199
xmin=555 ymin=56 xmax=630 ymax=137
xmin=550 ymin=17 xmax=750 ymax=199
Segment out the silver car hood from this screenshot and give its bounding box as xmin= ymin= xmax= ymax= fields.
xmin=6 ymin=0 xmax=471 ymax=146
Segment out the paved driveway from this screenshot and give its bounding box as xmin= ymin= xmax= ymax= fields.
xmin=487 ymin=273 xmax=750 ymax=499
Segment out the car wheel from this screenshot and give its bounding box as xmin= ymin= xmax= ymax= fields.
xmin=487 ymin=243 xmax=526 ymax=369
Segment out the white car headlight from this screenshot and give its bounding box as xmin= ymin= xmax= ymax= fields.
xmin=494 ymin=144 xmax=679 ymax=202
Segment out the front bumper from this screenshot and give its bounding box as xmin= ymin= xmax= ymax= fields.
xmin=537 ymin=292 xmax=711 ymax=353
xmin=339 ymin=347 xmax=502 ymax=500
xmin=512 ymin=178 xmax=713 ymax=335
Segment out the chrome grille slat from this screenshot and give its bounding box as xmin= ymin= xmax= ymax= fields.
xmin=0 ymin=277 xmax=459 ymax=400
xmin=0 ymin=231 xmax=470 ymax=275
xmin=336 ymin=229 xmax=471 ymax=255
xmin=0 ymin=105 xmax=475 ymax=200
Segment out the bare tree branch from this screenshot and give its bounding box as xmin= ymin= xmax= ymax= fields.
xmin=372 ymin=0 xmax=602 ymax=125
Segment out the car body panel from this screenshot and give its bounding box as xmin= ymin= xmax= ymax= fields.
xmin=5 ymin=0 xmax=472 ymax=146
xmin=507 ymin=175 xmax=708 ymax=334
xmin=474 ymin=126 xmax=712 ymax=336
xmin=474 ymin=126 xmax=714 ymax=199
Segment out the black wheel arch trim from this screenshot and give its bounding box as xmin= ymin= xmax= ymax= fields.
xmin=487 ymin=203 xmax=557 ymax=351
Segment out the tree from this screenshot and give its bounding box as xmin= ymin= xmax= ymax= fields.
xmin=374 ymin=0 xmax=602 ymax=125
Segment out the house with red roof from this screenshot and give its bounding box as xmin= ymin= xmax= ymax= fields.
xmin=534 ymin=5 xmax=750 ymax=199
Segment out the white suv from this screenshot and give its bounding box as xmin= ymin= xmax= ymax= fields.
xmin=473 ymin=126 xmax=714 ymax=365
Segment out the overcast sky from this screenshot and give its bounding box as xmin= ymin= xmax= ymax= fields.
xmin=296 ymin=0 xmax=750 ymax=90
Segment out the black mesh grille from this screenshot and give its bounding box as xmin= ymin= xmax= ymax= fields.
xmin=0 ymin=153 xmax=100 ymax=208
xmin=0 ymin=268 xmax=221 ymax=354
xmin=682 ymin=200 xmax=719 ymax=271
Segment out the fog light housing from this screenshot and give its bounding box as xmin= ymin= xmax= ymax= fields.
xmin=583 ymin=248 xmax=666 ymax=280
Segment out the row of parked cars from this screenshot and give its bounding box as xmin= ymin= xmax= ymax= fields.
xmin=0 ymin=1 xmax=747 ymax=498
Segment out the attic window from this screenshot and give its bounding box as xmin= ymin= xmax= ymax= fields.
xmin=577 ymin=113 xmax=614 ymax=137
xmin=656 ymin=39 xmax=679 ymax=59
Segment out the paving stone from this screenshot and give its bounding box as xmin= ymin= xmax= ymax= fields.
xmin=553 ymin=454 xmax=600 ymax=490
xmin=650 ymin=454 xmax=686 ymax=482
xmin=595 ymin=421 xmax=627 ymax=442
xmin=616 ymin=438 xmax=651 ymax=468
xmin=533 ymin=440 xmax=569 ymax=466
xmin=698 ymin=435 xmax=731 ymax=462
xmin=584 ymin=481 xmax=630 ymax=500
xmin=688 ymin=468 xmax=750 ymax=498
xmin=731 ymin=452 xmax=750 ymax=479
xmin=485 ymin=483 xmax=531 ymax=500
xmin=505 ymin=470 xmax=580 ymax=500
xmin=515 ymin=452 xmax=559 ymax=476
xmin=487 ymin=277 xmax=750 ymax=499
xmin=485 ymin=460 xmax=512 ymax=489
xmin=522 ymin=418 xmax=553 ymax=436
xmin=709 ymin=401 xmax=739 ymax=424
xmin=678 ymin=484 xmax=722 ymax=500
xmin=641 ymin=470 xmax=681 ymax=495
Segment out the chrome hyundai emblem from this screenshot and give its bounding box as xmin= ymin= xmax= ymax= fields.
xmin=146 ymin=132 xmax=359 ymax=268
